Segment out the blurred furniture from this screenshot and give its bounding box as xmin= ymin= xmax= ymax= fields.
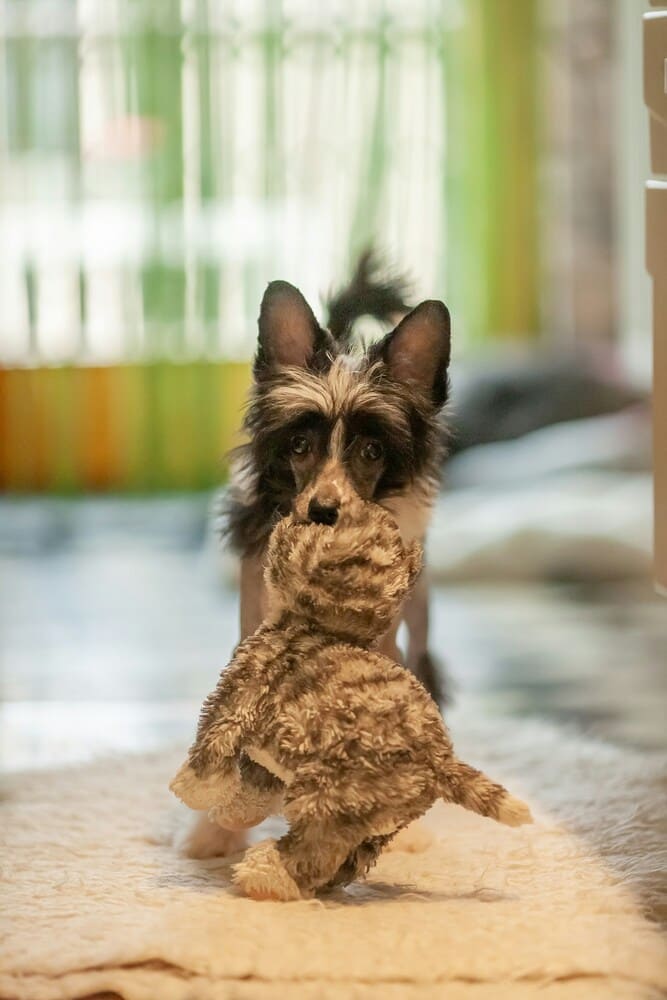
xmin=644 ymin=2 xmax=667 ymax=591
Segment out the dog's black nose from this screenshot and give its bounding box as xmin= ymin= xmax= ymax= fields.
xmin=307 ymin=499 xmax=339 ymax=526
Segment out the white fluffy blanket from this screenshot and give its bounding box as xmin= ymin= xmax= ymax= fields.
xmin=1 ymin=712 xmax=666 ymax=999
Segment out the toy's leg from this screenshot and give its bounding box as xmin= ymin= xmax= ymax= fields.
xmin=172 ymin=753 xmax=281 ymax=833
xmin=233 ymin=820 xmax=366 ymax=901
xmin=208 ymin=759 xmax=282 ymax=831
xmin=231 ymin=839 xmax=303 ymax=901
xmin=172 ymin=761 xmax=251 ymax=858
xmin=175 ymin=758 xmax=283 ymax=857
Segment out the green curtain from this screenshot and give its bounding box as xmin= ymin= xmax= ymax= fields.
xmin=0 ymin=0 xmax=540 ymax=491
xmin=1 ymin=0 xmax=540 ymax=363
xmin=445 ymin=0 xmax=540 ymax=345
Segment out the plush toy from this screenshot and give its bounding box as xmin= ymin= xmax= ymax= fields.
xmin=171 ymin=500 xmax=532 ymax=900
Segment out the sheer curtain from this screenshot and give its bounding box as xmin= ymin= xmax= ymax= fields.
xmin=1 ymin=0 xmax=540 ymax=365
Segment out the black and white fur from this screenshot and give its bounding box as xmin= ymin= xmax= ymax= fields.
xmin=179 ymin=252 xmax=452 ymax=860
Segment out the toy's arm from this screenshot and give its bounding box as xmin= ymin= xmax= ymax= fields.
xmin=191 ymin=655 xmax=260 ymax=770
xmin=170 ymin=654 xmax=261 ymax=811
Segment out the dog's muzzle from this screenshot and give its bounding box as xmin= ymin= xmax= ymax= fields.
xmin=307 ymin=498 xmax=339 ymax=526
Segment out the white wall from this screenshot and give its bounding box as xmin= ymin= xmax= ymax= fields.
xmin=615 ymin=0 xmax=653 ymax=384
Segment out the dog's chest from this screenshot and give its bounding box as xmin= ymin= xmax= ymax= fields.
xmin=381 ymin=490 xmax=434 ymax=543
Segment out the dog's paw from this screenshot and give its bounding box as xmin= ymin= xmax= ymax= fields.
xmin=175 ymin=811 xmax=248 ymax=859
xmin=385 ymin=820 xmax=434 ymax=854
xmin=232 ymin=839 xmax=307 ymax=901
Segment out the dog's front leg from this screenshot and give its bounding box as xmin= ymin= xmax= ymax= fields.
xmin=402 ymin=566 xmax=444 ymax=705
xmin=175 ymin=813 xmax=249 ymax=859
xmin=378 ymin=618 xmax=403 ymax=665
xmin=404 ymin=567 xmax=429 ymax=671
xmin=240 ymin=551 xmax=267 ymax=639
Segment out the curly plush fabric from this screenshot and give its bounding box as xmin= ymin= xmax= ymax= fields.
xmin=171 ymin=501 xmax=530 ymax=899
xmin=1 ymin=711 xmax=666 ymax=1000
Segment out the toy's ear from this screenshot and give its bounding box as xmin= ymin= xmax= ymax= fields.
xmin=406 ymin=541 xmax=423 ymax=590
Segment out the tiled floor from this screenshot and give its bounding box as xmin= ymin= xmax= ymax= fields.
xmin=1 ymin=496 xmax=666 ymax=772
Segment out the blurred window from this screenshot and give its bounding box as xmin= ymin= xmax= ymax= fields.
xmin=1 ymin=0 xmax=473 ymax=364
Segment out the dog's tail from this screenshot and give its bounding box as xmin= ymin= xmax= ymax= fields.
xmin=325 ymin=247 xmax=412 ymax=345
xmin=440 ymin=759 xmax=533 ymax=827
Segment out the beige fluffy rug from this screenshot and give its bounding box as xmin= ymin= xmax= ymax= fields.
xmin=1 ymin=711 xmax=666 ymax=1000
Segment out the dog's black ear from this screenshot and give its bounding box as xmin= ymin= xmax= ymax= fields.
xmin=372 ymin=300 xmax=451 ymax=407
xmin=256 ymin=281 xmax=327 ymax=373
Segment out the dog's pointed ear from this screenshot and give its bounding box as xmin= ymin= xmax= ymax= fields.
xmin=372 ymin=300 xmax=451 ymax=407
xmin=256 ymin=281 xmax=325 ymax=373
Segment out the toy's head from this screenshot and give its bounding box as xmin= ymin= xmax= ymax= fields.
xmin=265 ymin=499 xmax=422 ymax=643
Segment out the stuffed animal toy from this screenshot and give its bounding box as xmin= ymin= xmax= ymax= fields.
xmin=171 ymin=500 xmax=532 ymax=901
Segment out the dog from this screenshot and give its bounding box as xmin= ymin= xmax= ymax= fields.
xmin=178 ymin=251 xmax=452 ymax=860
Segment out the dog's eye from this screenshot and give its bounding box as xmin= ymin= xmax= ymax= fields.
xmin=360 ymin=439 xmax=384 ymax=462
xmin=290 ymin=434 xmax=310 ymax=456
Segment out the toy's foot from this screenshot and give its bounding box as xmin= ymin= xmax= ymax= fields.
xmin=232 ymin=839 xmax=307 ymax=901
xmin=176 ymin=811 xmax=248 ymax=859
xmin=384 ymin=820 xmax=434 ymax=854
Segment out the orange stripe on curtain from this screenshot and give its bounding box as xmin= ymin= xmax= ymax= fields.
xmin=0 ymin=369 xmax=54 ymax=491
xmin=0 ymin=362 xmax=251 ymax=493
xmin=78 ymin=368 xmax=118 ymax=490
